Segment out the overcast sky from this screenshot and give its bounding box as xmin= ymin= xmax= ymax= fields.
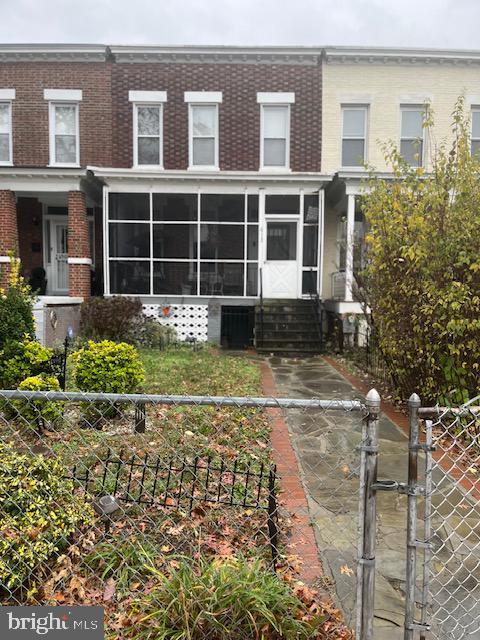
xmin=0 ymin=0 xmax=479 ymax=49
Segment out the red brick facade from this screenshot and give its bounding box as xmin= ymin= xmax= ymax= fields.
xmin=0 ymin=62 xmax=112 ymax=167
xmin=0 ymin=190 xmax=18 ymax=288
xmin=112 ymin=62 xmax=322 ymax=171
xmin=67 ymin=191 xmax=91 ymax=299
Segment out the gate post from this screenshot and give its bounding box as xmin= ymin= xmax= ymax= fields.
xmin=356 ymin=388 xmax=381 ymax=640
xmin=404 ymin=392 xmax=421 ymax=640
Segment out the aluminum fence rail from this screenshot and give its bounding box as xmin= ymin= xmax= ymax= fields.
xmin=0 ymin=388 xmax=367 ymax=639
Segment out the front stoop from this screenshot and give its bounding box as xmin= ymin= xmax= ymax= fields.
xmin=255 ymin=299 xmax=322 ymax=355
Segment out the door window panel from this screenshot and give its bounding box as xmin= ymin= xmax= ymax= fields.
xmin=267 ymin=222 xmax=297 ymax=260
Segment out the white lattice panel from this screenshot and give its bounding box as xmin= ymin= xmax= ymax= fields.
xmin=143 ymin=304 xmax=209 ymax=342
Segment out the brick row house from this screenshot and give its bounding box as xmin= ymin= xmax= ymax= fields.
xmin=2 ymin=44 xmax=480 ymax=347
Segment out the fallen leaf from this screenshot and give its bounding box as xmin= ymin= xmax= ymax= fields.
xmin=103 ymin=578 xmax=116 ymax=602
xmin=340 ymin=564 xmax=354 ymax=577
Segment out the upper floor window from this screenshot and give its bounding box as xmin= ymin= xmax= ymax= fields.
xmin=129 ymin=91 xmax=167 ymax=168
xmin=471 ymin=108 xmax=480 ymax=156
xmin=341 ymin=106 xmax=367 ymax=167
xmin=257 ymin=93 xmax=295 ymax=170
xmin=45 ymin=90 xmax=82 ymax=167
xmin=0 ymin=102 xmax=12 ymax=165
xmin=400 ymin=106 xmax=424 ymax=166
xmin=185 ymin=92 xmax=222 ymax=170
xmin=0 ymin=89 xmax=15 ymax=165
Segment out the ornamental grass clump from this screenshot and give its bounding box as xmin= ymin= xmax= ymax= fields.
xmin=124 ymin=555 xmax=325 ymax=639
xmin=0 ymin=442 xmax=93 ymax=592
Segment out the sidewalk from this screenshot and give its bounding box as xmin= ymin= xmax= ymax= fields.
xmin=266 ymin=354 xmax=480 ymax=640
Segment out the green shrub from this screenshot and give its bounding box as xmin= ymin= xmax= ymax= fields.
xmin=12 ymin=375 xmax=63 ymax=430
xmin=0 ymin=257 xmax=35 ymax=351
xmin=361 ymin=97 xmax=480 ymax=403
xmin=136 ymin=318 xmax=176 ymax=349
xmin=79 ymin=296 xmax=143 ymax=343
xmin=73 ymin=340 xmax=145 ymax=393
xmin=124 ymin=556 xmax=325 ymax=639
xmin=0 ymin=441 xmax=93 ymax=591
xmin=0 ymin=339 xmax=54 ymax=389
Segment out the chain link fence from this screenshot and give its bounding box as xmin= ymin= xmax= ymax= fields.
xmin=0 ymin=388 xmax=365 ymax=639
xmin=414 ymin=403 xmax=480 ymax=640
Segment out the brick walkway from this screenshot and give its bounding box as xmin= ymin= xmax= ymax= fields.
xmin=261 ymin=361 xmax=323 ymax=585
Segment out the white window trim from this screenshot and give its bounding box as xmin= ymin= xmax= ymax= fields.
xmin=0 ymin=100 xmax=13 ymax=166
xmin=132 ymin=103 xmax=164 ymax=169
xmin=44 ymin=89 xmax=83 ymax=101
xmin=257 ymin=92 xmax=295 ymax=104
xmin=341 ymin=104 xmax=368 ymax=169
xmin=400 ymin=104 xmax=425 ymax=167
xmin=48 ymin=102 xmax=80 ymax=168
xmin=184 ymin=91 xmax=222 ymax=104
xmin=188 ymin=103 xmax=219 ymax=171
xmin=129 ymin=90 xmax=167 ymax=103
xmin=259 ymin=104 xmax=291 ymax=172
xmin=471 ymin=107 xmax=480 ymax=154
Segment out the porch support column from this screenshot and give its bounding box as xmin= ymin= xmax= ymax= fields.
xmin=67 ymin=190 xmax=91 ymax=299
xmin=345 ymin=193 xmax=355 ymax=302
xmin=0 ymin=189 xmax=18 ymax=289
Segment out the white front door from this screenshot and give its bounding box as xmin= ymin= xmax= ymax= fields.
xmin=262 ymin=218 xmax=299 ymax=298
xmin=46 ymin=219 xmax=69 ymax=294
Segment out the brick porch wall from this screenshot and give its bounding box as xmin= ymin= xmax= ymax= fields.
xmin=0 ymin=190 xmax=18 ymax=288
xmin=68 ymin=191 xmax=91 ymax=298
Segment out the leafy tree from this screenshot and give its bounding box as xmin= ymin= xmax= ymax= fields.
xmin=360 ymin=97 xmax=480 ymax=403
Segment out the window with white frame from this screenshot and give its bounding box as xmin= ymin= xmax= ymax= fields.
xmin=134 ymin=104 xmax=163 ymax=166
xmin=189 ymin=104 xmax=218 ymax=168
xmin=471 ymin=108 xmax=480 ymax=156
xmin=400 ymin=106 xmax=424 ymax=166
xmin=257 ymin=93 xmax=294 ymax=170
xmin=0 ymin=101 xmax=12 ymax=164
xmin=261 ymin=105 xmax=290 ymax=168
xmin=341 ymin=106 xmax=367 ymax=167
xmin=129 ymin=91 xmax=167 ymax=167
xmin=107 ymin=192 xmax=259 ymax=297
xmin=49 ymin=103 xmax=79 ymax=166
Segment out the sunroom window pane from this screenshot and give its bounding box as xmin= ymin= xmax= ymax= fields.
xmin=137 ymin=106 xmax=160 ymax=135
xmin=247 ymin=194 xmax=259 ymax=222
xmin=153 ymin=194 xmax=197 ymax=221
xmin=109 ymin=261 xmax=150 ymax=294
xmin=200 ymin=263 xmax=244 ymax=296
xmin=304 ymin=195 xmax=319 ymax=222
xmin=109 ymin=223 xmax=150 ymax=257
xmin=0 ymin=134 xmax=9 ymax=162
xmin=138 ymin=137 xmax=160 ymax=165
xmin=401 ymin=109 xmax=423 ymax=138
xmin=247 ymin=225 xmax=258 ymax=260
xmin=109 ymin=193 xmax=150 ymax=221
xmin=263 ymin=106 xmax=288 ymax=137
xmin=302 ymin=270 xmax=317 ymax=295
xmin=153 ymin=224 xmax=197 ymax=259
xmin=55 ymin=135 xmax=76 ymax=163
xmin=264 ymin=139 xmax=286 ymax=166
xmin=192 ymin=106 xmax=216 ymax=136
xmin=265 ymin=195 xmax=299 ymax=216
xmin=247 ymin=263 xmax=258 ymax=296
xmin=303 ymin=226 xmax=318 ymax=266
xmin=342 ymin=139 xmax=365 ymax=167
xmin=193 ymin=138 xmax=215 ymax=165
xmin=343 ymin=109 xmax=365 ymax=137
xmin=400 ymin=139 xmax=423 ymax=166
xmin=55 ymin=106 xmax=76 ymax=135
xmin=200 ymin=224 xmax=244 ymax=260
xmin=201 ymin=194 xmax=244 ymax=222
xmin=153 ymin=262 xmax=198 ymax=295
